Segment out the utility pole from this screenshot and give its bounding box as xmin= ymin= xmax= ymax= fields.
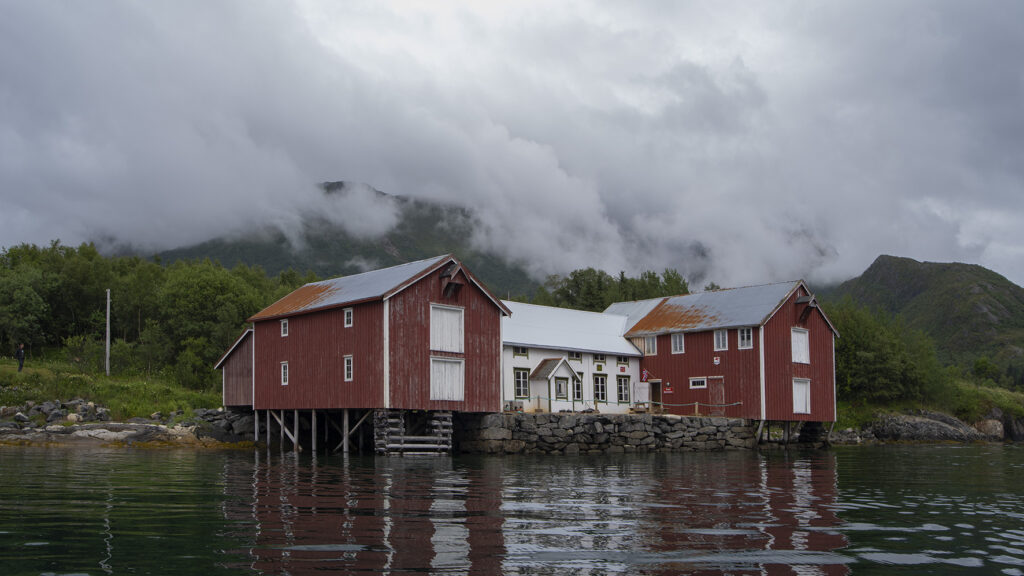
xmin=105 ymin=288 xmax=111 ymax=377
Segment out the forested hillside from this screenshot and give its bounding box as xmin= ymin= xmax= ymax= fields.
xmin=0 ymin=242 xmax=311 ymax=389
xmin=823 ymin=255 xmax=1024 ymax=389
xmin=153 ymin=182 xmax=540 ymax=298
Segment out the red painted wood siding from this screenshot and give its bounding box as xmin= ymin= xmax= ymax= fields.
xmin=639 ymin=328 xmax=762 ymax=419
xmin=222 ymin=332 xmax=253 ymax=407
xmin=253 ymin=302 xmax=385 ymax=410
xmin=763 ymin=288 xmax=837 ymax=421
xmin=387 ymin=267 xmax=503 ymax=413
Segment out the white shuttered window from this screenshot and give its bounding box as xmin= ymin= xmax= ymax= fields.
xmin=430 ymin=358 xmax=465 ymax=401
xmin=791 ymin=328 xmax=810 ymax=364
xmin=793 ymin=378 xmax=811 ymax=414
xmin=430 ymin=305 xmax=464 ymax=353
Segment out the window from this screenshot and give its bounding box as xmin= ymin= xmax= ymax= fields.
xmin=793 ymin=378 xmax=811 ymax=414
xmin=573 ymin=374 xmax=583 ymax=400
xmin=617 ymin=376 xmax=630 ymax=403
xmin=430 ymin=357 xmax=464 ymax=401
xmin=616 ymin=356 xmax=629 ymax=365
xmin=280 ymin=362 xmax=289 ymax=386
xmin=568 ymin=351 xmax=582 ymax=361
xmin=280 ymin=319 xmax=289 ymax=337
xmin=714 ymin=329 xmax=728 ymax=351
xmin=594 ymin=374 xmax=607 ymax=402
xmin=644 ymin=336 xmax=657 ymax=356
xmin=593 ymin=354 xmax=606 ymax=363
xmin=555 ymin=377 xmax=568 ymax=399
xmin=513 ymin=346 xmax=529 ymax=357
xmin=514 ymin=368 xmax=529 ymax=399
xmin=344 ymin=355 xmax=353 ymax=382
xmin=671 ymin=332 xmax=685 ymax=354
xmin=430 ymin=305 xmax=464 ymax=353
xmin=344 ymin=308 xmax=353 ymax=327
xmin=792 ymin=328 xmax=810 ymax=364
xmin=689 ymin=377 xmax=707 ymax=389
xmin=738 ymin=327 xmax=753 ymax=350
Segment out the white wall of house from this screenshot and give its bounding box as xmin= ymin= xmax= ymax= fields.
xmin=502 ymin=345 xmax=644 ymax=414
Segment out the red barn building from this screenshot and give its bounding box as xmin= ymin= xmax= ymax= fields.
xmin=216 ymin=255 xmax=510 ymax=453
xmin=605 ymin=281 xmax=837 ymax=425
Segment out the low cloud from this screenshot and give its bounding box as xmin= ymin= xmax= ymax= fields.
xmin=3 ymin=2 xmax=1024 ymax=287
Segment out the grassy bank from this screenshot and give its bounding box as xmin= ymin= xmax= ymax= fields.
xmin=0 ymin=359 xmax=221 ymax=421
xmin=837 ymin=377 xmax=1024 ymax=430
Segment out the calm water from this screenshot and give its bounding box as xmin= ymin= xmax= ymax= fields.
xmin=1 ymin=444 xmax=1023 ymax=575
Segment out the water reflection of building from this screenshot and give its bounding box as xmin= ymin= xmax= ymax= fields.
xmin=642 ymin=451 xmax=850 ymax=576
xmin=223 ymin=451 xmax=506 ymax=575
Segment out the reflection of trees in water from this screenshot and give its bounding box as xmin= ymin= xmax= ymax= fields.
xmin=224 ymin=450 xmax=847 ymax=575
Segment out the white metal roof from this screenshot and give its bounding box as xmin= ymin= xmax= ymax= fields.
xmin=502 ymin=301 xmax=642 ymax=356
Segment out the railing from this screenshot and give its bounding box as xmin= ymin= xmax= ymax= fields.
xmin=509 ymin=396 xmax=742 ymax=416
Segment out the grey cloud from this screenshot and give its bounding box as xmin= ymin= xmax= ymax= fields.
xmin=3 ymin=1 xmax=1024 ymax=289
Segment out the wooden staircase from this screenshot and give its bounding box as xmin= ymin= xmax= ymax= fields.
xmin=374 ymin=410 xmax=453 ymax=456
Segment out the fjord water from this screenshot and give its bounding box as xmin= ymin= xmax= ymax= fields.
xmin=1 ymin=445 xmax=1022 ymax=575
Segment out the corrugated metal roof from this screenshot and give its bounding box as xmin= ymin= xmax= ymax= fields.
xmin=603 ymin=298 xmax=666 ymax=332
xmin=609 ymin=281 xmax=801 ymax=336
xmin=502 ymin=301 xmax=642 ymax=356
xmin=529 ymin=357 xmax=580 ymax=381
xmin=249 ymin=255 xmax=450 ymax=321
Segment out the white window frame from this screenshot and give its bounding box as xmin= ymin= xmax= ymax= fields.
xmin=514 ymin=368 xmax=530 ymax=399
xmin=555 ymin=377 xmax=568 ymax=399
xmin=738 ymin=327 xmax=753 ymax=350
xmin=616 ymin=356 xmax=629 ymax=365
xmin=594 ymin=374 xmax=607 ymax=402
xmin=791 ymin=328 xmax=810 ymax=364
xmin=280 ymin=319 xmax=289 ymax=337
xmin=430 ymin=357 xmax=465 ymax=401
xmin=714 ymin=329 xmax=728 ymax=351
xmin=344 ymin=355 xmax=353 ymax=382
xmin=644 ymin=336 xmax=657 ymax=356
xmin=430 ymin=304 xmax=464 ymax=353
xmin=689 ymin=377 xmax=707 ymax=389
xmin=593 ymin=354 xmax=606 ymax=363
xmin=793 ymin=378 xmax=811 ymax=414
xmin=573 ymin=375 xmax=583 ymax=401
xmin=568 ymin=351 xmax=582 ymax=362
xmin=280 ymin=361 xmax=289 ymax=386
xmin=513 ymin=346 xmax=529 ymax=357
xmin=671 ymin=332 xmax=685 ymax=354
xmin=343 ymin=308 xmax=353 ymax=328
xmin=616 ymin=376 xmax=630 ymax=403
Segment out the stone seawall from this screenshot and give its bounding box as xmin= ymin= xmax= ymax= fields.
xmin=456 ymin=412 xmax=757 ymax=454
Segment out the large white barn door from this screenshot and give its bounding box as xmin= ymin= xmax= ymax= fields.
xmin=431 ymin=358 xmax=465 ymax=401
xmin=430 ymin=305 xmax=464 ymax=353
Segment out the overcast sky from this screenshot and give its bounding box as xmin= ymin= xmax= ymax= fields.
xmin=3 ymin=1 xmax=1023 ymax=287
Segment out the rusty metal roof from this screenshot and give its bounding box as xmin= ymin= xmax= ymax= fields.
xmin=606 ymin=281 xmax=802 ymax=336
xmin=249 ymin=255 xmax=451 ymax=321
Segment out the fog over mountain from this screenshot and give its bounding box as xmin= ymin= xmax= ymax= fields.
xmin=3 ymin=2 xmax=1024 ymax=286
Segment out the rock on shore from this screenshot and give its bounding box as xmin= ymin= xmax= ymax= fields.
xmin=0 ymin=400 xmax=256 ymax=447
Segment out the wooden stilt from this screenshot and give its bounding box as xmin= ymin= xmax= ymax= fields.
xmin=293 ymin=409 xmax=299 ymax=452
xmin=343 ymin=409 xmax=350 ymax=454
xmin=784 ymin=421 xmax=791 ymax=445
xmin=254 ymin=409 xmax=260 ymax=443
xmin=279 ymin=410 xmax=284 ymax=448
xmin=312 ymin=410 xmax=318 ymax=454
xmin=265 ymin=410 xmax=270 ymax=447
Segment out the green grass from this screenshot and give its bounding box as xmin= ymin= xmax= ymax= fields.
xmin=0 ymin=359 xmax=221 ymax=421
xmin=836 ymin=377 xmax=1024 ymax=430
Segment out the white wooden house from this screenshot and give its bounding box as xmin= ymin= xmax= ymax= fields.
xmin=501 ymin=301 xmax=644 ymax=414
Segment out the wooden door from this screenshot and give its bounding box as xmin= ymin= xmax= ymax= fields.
xmin=709 ymin=377 xmax=725 ymax=416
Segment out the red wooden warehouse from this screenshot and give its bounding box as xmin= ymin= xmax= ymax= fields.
xmin=217 ymin=254 xmax=510 ymax=454
xmin=605 ymin=281 xmax=838 ymax=428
